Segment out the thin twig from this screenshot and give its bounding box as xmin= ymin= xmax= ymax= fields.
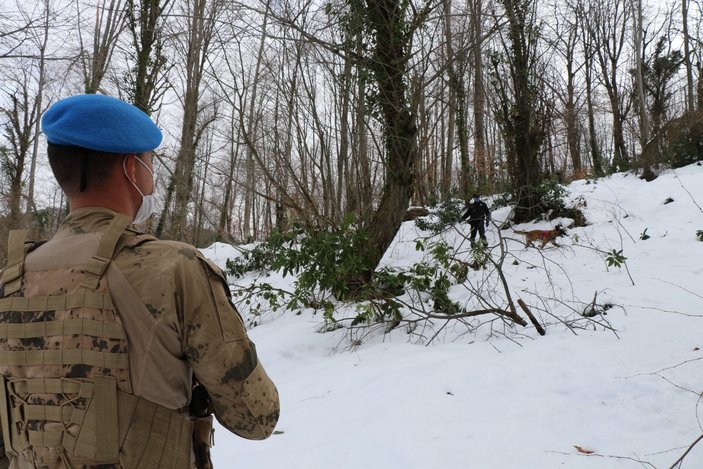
xmin=546 ymin=450 xmax=656 ymax=468
xmin=675 ymin=175 xmax=703 ymax=215
xmin=669 ymin=432 xmax=703 ymax=469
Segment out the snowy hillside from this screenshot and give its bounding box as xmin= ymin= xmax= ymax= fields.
xmin=202 ymin=164 xmax=703 ymax=469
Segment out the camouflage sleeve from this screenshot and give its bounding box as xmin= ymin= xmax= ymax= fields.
xmin=178 ymin=251 xmax=280 ymax=440
xmin=0 ymin=437 xmax=8 ymax=469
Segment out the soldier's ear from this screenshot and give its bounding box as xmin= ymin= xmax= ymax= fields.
xmin=122 ymin=154 xmax=138 ymax=183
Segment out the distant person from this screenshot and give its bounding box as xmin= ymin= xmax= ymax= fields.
xmin=461 ymin=193 xmax=491 ymax=247
xmin=0 ymin=94 xmax=279 ymax=468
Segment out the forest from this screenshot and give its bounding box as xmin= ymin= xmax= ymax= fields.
xmin=3 ymin=2 xmax=703 ymax=465
xmin=0 ymin=0 xmax=702 ymax=267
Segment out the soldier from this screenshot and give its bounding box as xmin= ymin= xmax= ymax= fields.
xmin=0 ymin=94 xmax=279 ymax=468
xmin=460 ymin=193 xmax=491 ymax=247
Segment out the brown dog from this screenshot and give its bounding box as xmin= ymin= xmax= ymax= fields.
xmin=514 ymin=224 xmax=567 ymax=249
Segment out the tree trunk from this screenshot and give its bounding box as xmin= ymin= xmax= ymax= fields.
xmin=241 ymin=0 xmax=271 ymax=240
xmin=26 ymin=0 xmax=51 ymax=231
xmin=633 ymin=0 xmax=649 ymax=167
xmin=590 ymin=0 xmax=630 ymax=171
xmin=125 ymin=0 xmax=171 ymax=115
xmin=682 ymin=0 xmax=695 ymax=113
xmin=442 ymin=0 xmax=470 ymax=200
xmin=585 ymin=55 xmax=603 ymax=176
xmin=338 ymin=52 xmax=352 ymax=219
xmin=579 ymin=4 xmax=604 ymax=176
xmin=354 ymin=32 xmax=372 ymax=225
xmin=218 ymin=112 xmax=239 ymax=240
xmin=169 ymin=0 xmax=216 ymax=240
xmin=442 ymin=76 xmax=454 ymax=201
xmin=561 ymin=19 xmax=581 ymax=173
xmin=493 ymin=0 xmax=545 ymax=222
xmin=359 ymin=0 xmax=420 ymax=282
xmin=471 ymin=0 xmax=487 ymax=190
xmin=1 ymin=89 xmax=37 ymax=229
xmin=79 ymin=0 xmax=126 ymax=94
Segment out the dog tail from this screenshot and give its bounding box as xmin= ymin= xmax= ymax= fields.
xmin=513 ymin=230 xmax=528 ymax=235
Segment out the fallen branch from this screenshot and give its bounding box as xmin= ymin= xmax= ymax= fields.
xmin=401 ymin=306 xmax=527 ymax=327
xmin=518 ymin=299 xmax=546 ymax=335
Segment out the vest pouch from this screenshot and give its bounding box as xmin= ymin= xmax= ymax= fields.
xmin=0 ymin=376 xmax=17 ymax=459
xmin=0 ymin=376 xmax=121 ymax=465
xmin=0 ymin=376 xmax=192 ymax=467
xmin=72 ymin=376 xmax=120 ymax=462
xmin=117 ymin=392 xmax=193 ymax=469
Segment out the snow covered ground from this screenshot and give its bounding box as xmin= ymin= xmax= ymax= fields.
xmin=202 ymin=164 xmax=703 ymax=469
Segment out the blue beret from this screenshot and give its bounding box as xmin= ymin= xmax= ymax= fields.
xmin=42 ymin=94 xmax=162 ymax=153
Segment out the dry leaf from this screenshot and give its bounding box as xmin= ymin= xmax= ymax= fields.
xmin=574 ymin=445 xmax=595 ymax=455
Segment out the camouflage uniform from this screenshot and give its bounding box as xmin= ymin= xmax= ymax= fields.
xmin=0 ymin=208 xmax=279 ymax=468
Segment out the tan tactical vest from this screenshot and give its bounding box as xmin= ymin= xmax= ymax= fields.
xmin=0 ymin=215 xmax=193 ymax=468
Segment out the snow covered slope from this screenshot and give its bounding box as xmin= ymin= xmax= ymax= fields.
xmin=203 ymin=164 xmax=703 ymax=469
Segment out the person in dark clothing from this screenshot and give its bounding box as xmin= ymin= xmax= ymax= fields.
xmin=461 ymin=194 xmax=491 ymax=247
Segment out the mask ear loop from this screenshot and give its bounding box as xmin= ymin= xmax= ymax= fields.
xmin=123 ymin=154 xmax=146 ymax=197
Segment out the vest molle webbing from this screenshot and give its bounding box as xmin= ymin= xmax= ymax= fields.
xmin=0 ymin=215 xmax=193 ymax=468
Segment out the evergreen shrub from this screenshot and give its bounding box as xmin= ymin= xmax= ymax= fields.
xmin=414 ymin=199 xmax=465 ymax=234
xmin=665 ymin=111 xmax=703 ymax=168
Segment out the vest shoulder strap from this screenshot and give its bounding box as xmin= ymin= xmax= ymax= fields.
xmin=0 ymin=230 xmax=29 ymax=297
xmin=81 ymin=215 xmax=132 ymax=290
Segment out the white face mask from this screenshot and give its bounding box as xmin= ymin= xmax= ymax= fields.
xmin=123 ymin=155 xmax=158 ymax=224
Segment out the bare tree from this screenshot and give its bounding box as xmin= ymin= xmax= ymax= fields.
xmin=643 ymin=36 xmax=684 ymax=163
xmin=77 ymin=0 xmax=126 ymax=93
xmin=168 ymin=0 xmax=221 ymax=240
xmin=576 ymin=0 xmax=604 ymax=176
xmin=355 ymin=0 xmax=431 ymax=284
xmin=490 ymin=0 xmax=549 ymax=222
xmin=0 ymin=72 xmax=39 ymax=228
xmin=240 ymin=0 xmax=271 ymax=242
xmin=124 ymin=0 xmax=172 ymax=114
xmin=547 ymin=1 xmax=584 ymax=174
xmin=585 ymin=0 xmax=632 ymax=171
xmin=682 ymin=0 xmax=696 ymax=112
xmin=25 ymin=0 xmax=52 ymax=224
xmin=0 ymin=8 xmax=36 ymax=59
xmin=470 ymin=0 xmax=489 ymax=191
xmin=442 ymin=0 xmax=472 ymax=200
xmin=632 ymin=0 xmax=650 ymax=161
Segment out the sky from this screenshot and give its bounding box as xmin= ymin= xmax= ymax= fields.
xmin=201 ymin=163 xmax=703 ymax=469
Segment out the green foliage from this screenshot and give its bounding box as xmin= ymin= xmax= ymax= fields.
xmin=227 ymin=216 xmax=373 ymax=295
xmin=350 ymin=240 xmax=469 ymax=326
xmin=225 ymin=217 xmax=375 ymax=323
xmin=414 ymin=199 xmax=465 ymax=234
xmin=407 ymin=240 xmax=467 ymax=315
xmin=572 ymin=195 xmax=587 ymax=210
xmin=664 ymin=111 xmax=703 ymax=168
xmin=639 ymin=229 xmax=650 ymax=241
xmin=696 ymin=230 xmax=703 ymax=242
xmin=490 ymin=192 xmax=513 ymax=209
xmin=351 ymin=298 xmax=402 ymax=327
xmin=606 ymin=249 xmax=627 ymax=268
xmin=266 ymin=216 xmax=374 ymax=301
xmin=470 ymin=243 xmax=489 ymax=270
xmin=226 ymin=221 xmax=474 ymax=330
xmin=226 ymin=243 xmax=276 ymax=278
xmin=537 ymin=179 xmax=569 ymax=212
xmin=231 ymin=282 xmax=288 ymax=326
xmin=373 ymin=268 xmax=410 ymax=297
